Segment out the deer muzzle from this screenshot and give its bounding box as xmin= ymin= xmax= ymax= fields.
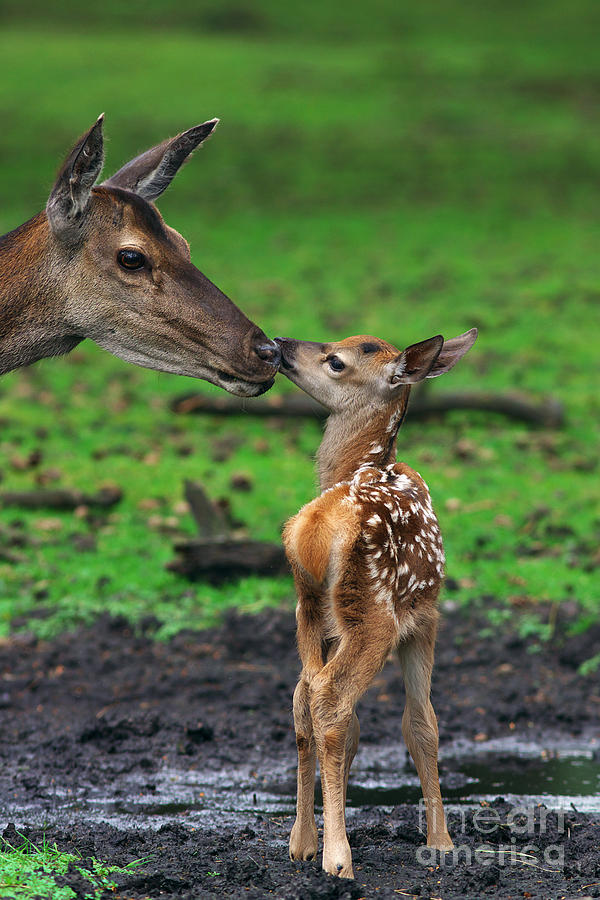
xmin=274 ymin=337 xmax=324 ymax=373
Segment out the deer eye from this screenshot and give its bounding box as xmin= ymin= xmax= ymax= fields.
xmin=328 ymin=356 xmax=345 ymax=372
xmin=117 ymin=249 xmax=146 ymax=270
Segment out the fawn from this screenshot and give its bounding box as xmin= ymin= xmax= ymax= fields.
xmin=275 ymin=328 xmax=477 ymax=878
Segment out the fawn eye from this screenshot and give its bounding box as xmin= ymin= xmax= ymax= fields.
xmin=328 ymin=356 xmax=345 ymax=372
xmin=117 ymin=249 xmax=146 ymax=270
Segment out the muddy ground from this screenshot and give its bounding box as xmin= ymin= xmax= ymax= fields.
xmin=0 ymin=607 xmax=599 ymax=899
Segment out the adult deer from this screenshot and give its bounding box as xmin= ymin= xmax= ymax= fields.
xmin=276 ymin=328 xmax=477 ymax=878
xmin=0 ymin=115 xmax=280 ymax=390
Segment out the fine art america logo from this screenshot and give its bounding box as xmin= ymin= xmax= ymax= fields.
xmin=417 ymin=802 xmax=565 ymax=869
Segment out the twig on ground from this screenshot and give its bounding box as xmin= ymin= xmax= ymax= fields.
xmin=183 ymin=479 xmax=228 ymax=540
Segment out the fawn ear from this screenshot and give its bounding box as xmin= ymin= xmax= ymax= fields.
xmin=425 ymin=328 xmax=478 ymax=377
xmin=46 ymin=114 xmax=105 ymax=236
xmin=390 ymin=335 xmax=444 ymax=385
xmin=102 ymin=119 xmax=219 ymax=201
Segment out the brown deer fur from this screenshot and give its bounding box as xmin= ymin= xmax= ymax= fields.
xmin=0 ymin=115 xmax=280 ymax=391
xmin=275 ymin=329 xmax=477 ymax=878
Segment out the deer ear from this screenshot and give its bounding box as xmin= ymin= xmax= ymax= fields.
xmin=46 ymin=114 xmax=105 ymax=236
xmin=389 ymin=335 xmax=444 ymax=385
xmin=425 ymin=328 xmax=478 ymax=377
xmin=102 ymin=118 xmax=219 ymax=201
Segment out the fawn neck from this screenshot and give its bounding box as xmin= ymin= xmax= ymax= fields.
xmin=317 ymin=386 xmax=411 ymax=491
xmin=0 ymin=215 xmax=78 ymax=375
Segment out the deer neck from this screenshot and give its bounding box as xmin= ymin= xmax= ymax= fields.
xmin=317 ymin=386 xmax=411 ymax=491
xmin=0 ymin=214 xmax=80 ymax=375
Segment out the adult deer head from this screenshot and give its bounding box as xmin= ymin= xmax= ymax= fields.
xmin=0 ymin=115 xmax=279 ymax=393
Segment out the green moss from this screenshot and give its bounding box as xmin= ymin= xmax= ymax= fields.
xmin=0 ymin=830 xmax=147 ymax=900
xmin=0 ymin=4 xmax=598 ymax=644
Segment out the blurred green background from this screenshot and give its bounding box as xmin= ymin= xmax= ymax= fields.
xmin=0 ymin=0 xmax=598 ymax=653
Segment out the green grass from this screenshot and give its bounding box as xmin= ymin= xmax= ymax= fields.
xmin=0 ymin=2 xmax=599 ymax=651
xmin=0 ymin=829 xmax=147 ymax=899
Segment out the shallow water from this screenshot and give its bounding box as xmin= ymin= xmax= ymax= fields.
xmin=348 ymin=750 xmax=600 ymax=812
xmin=350 ymin=734 xmax=600 ymax=813
xmin=3 ymin=734 xmax=598 ymax=832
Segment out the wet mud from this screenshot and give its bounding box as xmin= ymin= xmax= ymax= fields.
xmin=1 ymin=608 xmax=599 ymax=899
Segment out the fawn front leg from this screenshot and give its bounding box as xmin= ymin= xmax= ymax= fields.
xmin=397 ymin=625 xmax=453 ymax=851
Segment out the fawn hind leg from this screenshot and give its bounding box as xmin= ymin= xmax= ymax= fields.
xmin=290 ymin=661 xmax=359 ymax=861
xmin=289 ymin=675 xmax=319 ymax=860
xmin=397 ymin=618 xmax=453 ymax=850
xmin=324 ymin=641 xmax=360 ymax=807
xmin=289 ymin=580 xmax=326 ymax=862
xmin=311 ymin=625 xmax=396 ymax=878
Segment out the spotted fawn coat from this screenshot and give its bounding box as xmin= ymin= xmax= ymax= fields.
xmin=285 ymin=460 xmax=445 ymax=644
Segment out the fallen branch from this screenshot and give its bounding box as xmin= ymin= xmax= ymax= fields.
xmin=167 ymin=480 xmax=289 ymax=582
xmin=169 ymin=390 xmax=564 ymax=428
xmin=167 ymin=538 xmax=289 ymax=582
xmin=0 ymin=486 xmax=123 ymax=511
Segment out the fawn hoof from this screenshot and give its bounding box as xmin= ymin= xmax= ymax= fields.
xmin=427 ymin=834 xmax=454 ymax=852
xmin=289 ymin=820 xmax=318 ymax=861
xmin=322 ymin=843 xmax=353 ymax=879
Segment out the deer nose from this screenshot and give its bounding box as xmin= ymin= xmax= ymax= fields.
xmin=254 ymin=340 xmax=281 ymax=368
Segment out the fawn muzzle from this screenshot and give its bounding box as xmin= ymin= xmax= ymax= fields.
xmin=274 ymin=336 xmax=324 ymax=373
xmin=274 ymin=336 xmax=297 ymax=371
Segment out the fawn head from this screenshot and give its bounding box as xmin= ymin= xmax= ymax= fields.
xmin=275 ymin=330 xmax=478 ymax=412
xmin=44 ymin=115 xmax=279 ymax=394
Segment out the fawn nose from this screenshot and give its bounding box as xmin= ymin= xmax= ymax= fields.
xmin=273 ymin=336 xmax=296 ymax=370
xmin=254 ymin=339 xmax=281 ymax=368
